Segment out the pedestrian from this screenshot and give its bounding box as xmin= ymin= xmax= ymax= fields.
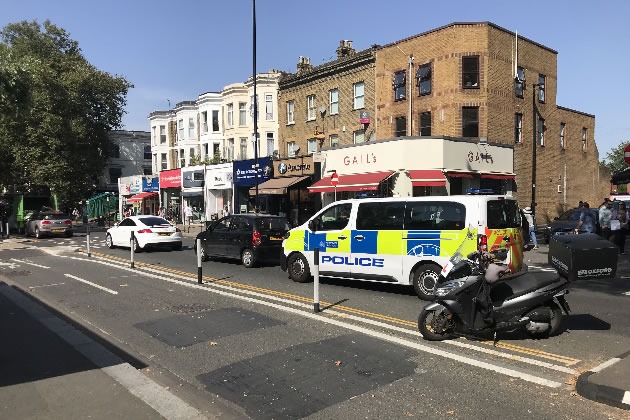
xmin=575 ymin=202 xmax=597 ymax=234
xmin=612 ymin=202 xmax=629 ymax=254
xmin=158 ymin=207 xmax=165 ymax=218
xmin=185 ymin=205 xmax=193 ymax=225
xmin=522 ymin=207 xmax=538 ymax=249
xmin=599 ymin=199 xmax=613 ymax=240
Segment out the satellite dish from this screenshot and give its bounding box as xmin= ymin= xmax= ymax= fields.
xmin=318 ymin=106 xmax=326 ymax=115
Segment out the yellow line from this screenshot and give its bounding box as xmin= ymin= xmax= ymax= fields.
xmin=78 ymin=249 xmax=580 ymax=364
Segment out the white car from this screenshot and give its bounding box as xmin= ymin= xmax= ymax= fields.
xmin=106 ymin=216 xmax=182 ymax=251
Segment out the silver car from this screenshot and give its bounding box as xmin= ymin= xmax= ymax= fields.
xmin=26 ymin=212 xmax=73 ymax=238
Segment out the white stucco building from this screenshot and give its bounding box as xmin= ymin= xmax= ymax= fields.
xmin=148 ymin=110 xmax=176 ymax=173
xmin=98 ymin=130 xmax=151 ymax=192
xmin=197 ymin=92 xmax=223 ymax=162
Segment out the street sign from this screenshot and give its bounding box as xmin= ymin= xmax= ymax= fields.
xmin=625 ymin=144 xmax=630 ymax=165
xmin=331 ymin=172 xmax=339 ymax=187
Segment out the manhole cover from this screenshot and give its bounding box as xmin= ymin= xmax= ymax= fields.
xmin=167 ymin=303 xmax=213 ymax=314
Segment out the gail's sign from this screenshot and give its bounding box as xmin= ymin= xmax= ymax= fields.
xmin=343 ymin=152 xmax=377 ymax=166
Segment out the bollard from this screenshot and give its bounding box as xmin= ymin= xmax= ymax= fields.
xmin=130 ymin=231 xmax=135 ymax=269
xmin=5 ymin=222 xmax=9 ymax=239
xmin=197 ymin=238 xmax=202 ymax=284
xmin=313 ymin=247 xmax=320 ymax=313
xmin=0 ymin=221 xmax=3 ymax=238
xmin=86 ymin=225 xmax=91 ymax=257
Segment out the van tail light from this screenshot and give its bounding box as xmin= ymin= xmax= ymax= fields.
xmin=252 ymin=231 xmax=262 ymax=246
xmin=478 ymin=234 xmax=488 ymax=251
xmin=137 ymin=229 xmax=152 ymax=234
xmin=42 ymin=221 xmax=51 ymax=225
xmin=64 ymin=220 xmax=72 ymax=224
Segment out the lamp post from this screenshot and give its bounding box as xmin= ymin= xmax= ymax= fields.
xmin=531 ymin=82 xmax=544 ymax=219
xmin=252 ymin=0 xmax=259 ymax=214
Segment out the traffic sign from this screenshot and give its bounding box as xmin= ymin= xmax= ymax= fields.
xmin=331 ymin=173 xmax=339 ymax=187
xmin=625 ymin=144 xmax=630 ymax=165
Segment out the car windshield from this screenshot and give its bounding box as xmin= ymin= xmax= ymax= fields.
xmin=138 ymin=217 xmax=171 ymax=227
xmin=42 ymin=213 xmax=69 ymax=220
xmin=255 ymin=217 xmax=291 ymax=232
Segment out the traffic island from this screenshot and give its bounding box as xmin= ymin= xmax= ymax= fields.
xmin=576 ymin=350 xmax=630 ymax=410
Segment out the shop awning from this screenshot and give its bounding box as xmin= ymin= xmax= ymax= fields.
xmin=480 ymin=173 xmax=516 ymax=180
xmin=446 ymin=171 xmax=475 ymax=178
xmin=126 ymin=192 xmax=158 ymax=202
xmin=249 ymin=176 xmax=310 ymax=195
xmin=308 ymin=171 xmax=394 ymax=193
xmin=407 ymin=170 xmax=447 ymax=187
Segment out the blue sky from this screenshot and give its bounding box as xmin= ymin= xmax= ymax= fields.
xmin=2 ymin=0 xmax=628 ymax=158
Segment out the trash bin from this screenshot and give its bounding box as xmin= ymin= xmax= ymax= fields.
xmin=549 ymin=233 xmax=618 ymax=282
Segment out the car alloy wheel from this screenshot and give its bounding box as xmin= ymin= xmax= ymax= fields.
xmin=241 ymin=248 xmax=255 ymax=268
xmin=106 ymin=234 xmax=114 ymax=249
xmin=35 ymin=227 xmax=41 ymax=239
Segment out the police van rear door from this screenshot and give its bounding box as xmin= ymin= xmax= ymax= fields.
xmin=350 ymin=201 xmax=404 ymax=282
xmin=484 ymin=197 xmax=524 ymax=272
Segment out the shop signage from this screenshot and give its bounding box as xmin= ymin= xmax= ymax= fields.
xmin=360 ymin=111 xmax=370 ymax=124
xmin=343 ymin=152 xmax=377 ymax=166
xmin=183 ymin=169 xmax=205 ymax=188
xmin=119 ymin=183 xmax=130 ymax=195
xmin=142 ymin=177 xmax=159 ymax=192
xmin=275 ymin=156 xmax=315 ymax=177
xmin=130 ymin=178 xmax=142 ymax=194
xmin=207 ymin=171 xmax=233 ymax=189
xmin=159 ymin=169 xmax=182 ymax=189
xmin=233 ymin=157 xmax=272 ymax=186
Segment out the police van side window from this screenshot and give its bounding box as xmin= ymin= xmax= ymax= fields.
xmin=356 ymin=202 xmax=405 ymax=230
xmin=314 ymin=203 xmax=352 ymax=231
xmin=405 ymin=202 xmax=466 ymax=230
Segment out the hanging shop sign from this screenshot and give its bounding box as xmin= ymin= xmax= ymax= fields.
xmin=142 ymin=177 xmax=159 ymax=192
xmin=182 ymin=168 xmax=205 ymax=188
xmin=233 ymin=157 xmax=272 ymax=186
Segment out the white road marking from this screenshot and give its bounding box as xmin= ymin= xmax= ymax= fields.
xmin=63 ymin=274 xmax=118 ymax=295
xmin=590 ymin=357 xmax=620 ymax=373
xmin=0 ymin=261 xmax=20 ymax=269
xmin=28 ymin=282 xmax=66 ymax=289
xmin=622 ymin=391 xmax=630 ymax=406
xmin=10 ymin=258 xmax=51 ymax=269
xmin=63 ymin=254 xmax=564 ymax=388
xmin=624 ymin=291 xmax=630 ymax=296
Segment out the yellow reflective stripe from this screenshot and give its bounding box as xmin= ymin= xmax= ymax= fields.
xmin=326 ymin=230 xmax=350 ymax=253
xmin=377 ymin=230 xmax=403 ymax=255
xmin=284 ymin=230 xmax=305 ymax=251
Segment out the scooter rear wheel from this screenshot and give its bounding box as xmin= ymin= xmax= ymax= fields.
xmin=418 ymin=307 xmax=454 ymax=341
xmin=526 ymin=302 xmax=563 ymax=338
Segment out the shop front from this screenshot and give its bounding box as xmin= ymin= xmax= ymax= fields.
xmin=312 ymin=137 xmax=514 ymax=206
xmin=233 ymin=157 xmax=272 ymax=214
xmin=140 ymin=176 xmax=160 ymax=215
xmin=159 ymin=168 xmax=182 ymax=222
xmin=182 ymin=166 xmax=205 ymax=222
xmin=205 ymin=163 xmax=233 ymax=221
xmin=249 ymin=156 xmax=320 ymax=226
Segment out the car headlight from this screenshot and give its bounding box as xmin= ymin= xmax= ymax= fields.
xmin=434 ymin=280 xmax=467 ymax=297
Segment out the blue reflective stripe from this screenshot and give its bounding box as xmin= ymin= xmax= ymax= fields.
xmin=350 ymin=230 xmax=378 ymax=254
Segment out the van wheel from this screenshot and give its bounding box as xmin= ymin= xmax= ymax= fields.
xmin=288 ymin=253 xmax=311 ymax=283
xmin=413 ymin=264 xmax=441 ymax=300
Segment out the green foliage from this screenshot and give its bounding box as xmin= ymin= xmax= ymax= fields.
xmin=0 ymin=20 xmax=132 ymax=205
xmin=190 ymin=153 xmax=201 ymax=166
xmin=602 ymin=140 xmax=630 ymax=175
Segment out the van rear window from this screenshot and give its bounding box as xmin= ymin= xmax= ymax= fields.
xmin=487 ymin=200 xmax=521 ymax=229
xmin=255 ymin=218 xmax=291 ymax=232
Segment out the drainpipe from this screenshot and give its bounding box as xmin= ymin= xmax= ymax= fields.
xmin=408 ymin=55 xmax=414 ymax=136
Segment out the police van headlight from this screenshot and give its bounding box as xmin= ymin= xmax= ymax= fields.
xmin=434 ymin=280 xmax=466 ymax=297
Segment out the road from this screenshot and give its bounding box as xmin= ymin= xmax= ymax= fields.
xmin=1 ymin=232 xmax=629 ymax=419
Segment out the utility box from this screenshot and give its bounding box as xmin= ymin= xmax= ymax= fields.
xmin=549 ymin=233 xmax=618 ymax=282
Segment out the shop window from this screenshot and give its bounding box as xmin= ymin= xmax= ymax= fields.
xmin=514 ymin=113 xmax=522 ymax=143
xmin=393 ymin=70 xmax=406 ymax=101
xmin=515 ymin=67 xmax=525 ymax=97
xmin=419 ymin=112 xmax=431 ymax=136
xmin=394 ymin=116 xmax=406 ymax=137
xmin=356 ymin=202 xmax=405 ymax=230
xmin=462 ymin=106 xmax=479 ymax=137
xmin=405 ymin=202 xmax=466 ymax=230
xmin=462 ymin=56 xmax=479 ymax=88
xmin=416 ymin=63 xmax=431 ymax=96
xmin=312 ymin=203 xmax=352 ymax=231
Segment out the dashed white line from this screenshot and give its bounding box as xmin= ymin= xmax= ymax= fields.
xmin=10 ymin=258 xmax=51 ymax=269
xmin=63 ymin=274 xmax=118 ymax=295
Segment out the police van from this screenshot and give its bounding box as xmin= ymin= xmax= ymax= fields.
xmin=281 ymin=195 xmax=524 ymax=299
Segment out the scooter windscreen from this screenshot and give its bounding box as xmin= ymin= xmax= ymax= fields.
xmin=440 ymin=226 xmax=477 ymax=278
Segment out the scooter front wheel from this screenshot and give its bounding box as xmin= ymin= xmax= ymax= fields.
xmin=418 ymin=307 xmax=455 ymax=341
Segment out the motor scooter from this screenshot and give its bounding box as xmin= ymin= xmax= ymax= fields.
xmin=418 ymin=228 xmax=571 ymax=341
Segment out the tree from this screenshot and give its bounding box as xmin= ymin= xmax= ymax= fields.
xmin=0 ymin=20 xmax=132 ymax=205
xmin=602 ymin=140 xmax=630 ymax=175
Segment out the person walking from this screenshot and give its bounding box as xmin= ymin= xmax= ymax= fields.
xmin=522 ymin=207 xmax=538 ymax=249
xmin=575 ymin=202 xmax=597 ymax=234
xmin=612 ymin=202 xmax=629 ymax=254
xmin=158 ymin=207 xmax=165 ymax=218
xmin=599 ymin=199 xmax=613 ymax=240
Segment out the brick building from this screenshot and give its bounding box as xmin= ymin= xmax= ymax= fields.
xmin=373 ymin=22 xmax=609 ymax=223
xmin=278 ymin=41 xmax=377 ymax=158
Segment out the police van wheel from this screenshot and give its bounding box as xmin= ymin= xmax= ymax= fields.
xmin=288 ymin=253 xmax=311 ymax=283
xmin=413 ymin=264 xmax=441 ymax=300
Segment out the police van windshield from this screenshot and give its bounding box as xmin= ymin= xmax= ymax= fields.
xmin=313 ymin=203 xmax=352 ymax=231
xmin=487 ymin=199 xmax=521 ymax=229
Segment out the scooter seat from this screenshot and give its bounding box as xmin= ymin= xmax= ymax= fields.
xmin=490 ymin=271 xmax=561 ymax=305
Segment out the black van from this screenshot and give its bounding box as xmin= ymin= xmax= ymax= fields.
xmin=194 ymin=215 xmax=291 ymax=268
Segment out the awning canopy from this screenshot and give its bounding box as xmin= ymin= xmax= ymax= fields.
xmin=446 ymin=171 xmax=515 ymax=180
xmin=408 ymin=170 xmax=446 ymax=187
xmin=126 ymin=192 xmax=158 ymax=202
xmin=308 ymin=171 xmax=394 ymax=193
xmin=480 ymin=173 xmax=516 ymax=180
xmin=249 ymin=176 xmax=310 ymax=195
xmin=446 ymin=171 xmax=475 ymax=178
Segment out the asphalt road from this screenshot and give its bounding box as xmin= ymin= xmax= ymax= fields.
xmin=2 ymin=232 xmax=629 ymax=419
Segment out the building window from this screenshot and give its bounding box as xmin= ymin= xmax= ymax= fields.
xmin=152 ymin=126 xmax=156 ymax=144
xmin=307 ymin=138 xmax=317 ymax=154
xmin=188 ymin=118 xmax=195 ymax=139
xmin=393 ymin=70 xmax=406 ymax=101
xmin=178 ymin=119 xmax=184 ymax=140
xmin=330 ymin=134 xmax=339 ymax=147
xmin=227 ymin=138 xmax=234 ymax=161
xmin=287 ymin=100 xmax=295 ymax=124
xmin=143 ymin=145 xmax=151 ymax=160
xmin=354 ymin=82 xmax=364 ymax=109
xmin=419 ymin=111 xmax=431 ymax=136
xmin=560 ymin=123 xmax=566 ymax=149
xmin=239 ymin=102 xmax=247 ymax=126
xmin=250 ymin=95 xmax=259 ymax=119
xmin=287 ymin=141 xmax=297 ymax=157
xmin=189 ymin=147 xmax=196 ymax=164
xmin=110 ymin=144 xmax=120 ymax=158
xmin=307 ymin=94 xmax=316 ymax=121
xmin=143 ymin=167 xmax=152 ymax=176
xmin=329 ymin=88 xmax=339 ymax=115
xmin=227 ymin=103 xmax=234 ymax=128
xmin=538 ymin=116 xmax=545 ymax=146
xmin=354 ymin=130 xmax=365 ymax=144
xmin=462 ymin=56 xmax=479 ymax=88
xmin=538 ymin=75 xmax=546 ymax=103
xmin=179 ymin=148 xmax=185 ymax=168
xmin=416 ymin=63 xmax=431 ymax=96
xmin=265 ymin=94 xmax=273 ymax=121
xmin=462 ymin=106 xmax=479 ymax=137
xmin=514 ymin=113 xmax=522 ymax=143
xmin=213 ymin=143 xmax=220 ymax=159
xmin=161 ymin=153 xmax=167 ymax=170
xmin=582 ymin=127 xmax=587 ymax=152
xmin=267 ymin=132 xmax=274 ymax=157
xmin=212 ymin=110 xmax=219 ymax=132
xmin=394 ymin=116 xmax=406 ymax=137
xmin=203 ymin=143 xmax=209 ymax=159
xmin=240 ymin=138 xmax=247 ymax=159
xmin=201 ymin=111 xmax=208 ymax=133
xmin=109 ymin=168 xmax=122 ymax=184
xmin=160 ymin=125 xmax=166 ymax=144
xmin=515 ymin=67 xmax=525 ymax=97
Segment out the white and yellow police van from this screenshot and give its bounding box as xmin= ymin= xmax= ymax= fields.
xmin=281 ymin=195 xmax=524 ymax=299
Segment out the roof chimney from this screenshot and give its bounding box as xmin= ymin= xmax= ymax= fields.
xmin=336 ymin=40 xmax=356 ymax=59
xmin=296 ymin=56 xmax=313 ymax=74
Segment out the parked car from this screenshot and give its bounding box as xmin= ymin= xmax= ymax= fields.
xmin=545 ymin=208 xmax=600 ymax=241
xmin=106 ymin=216 xmax=182 ymax=251
xmin=25 ymin=212 xmax=73 ymax=238
xmin=194 ymin=214 xmax=291 ymax=268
